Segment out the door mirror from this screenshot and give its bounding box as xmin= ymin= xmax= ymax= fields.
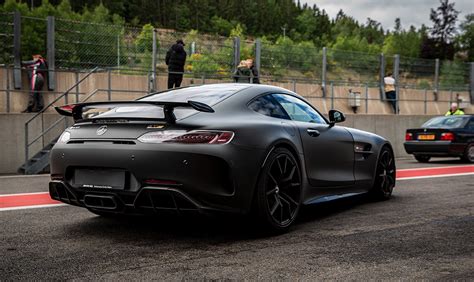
xmin=328 ymin=110 xmax=345 ymax=125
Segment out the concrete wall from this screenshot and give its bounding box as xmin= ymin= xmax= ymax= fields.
xmin=1 ymin=68 xmax=472 ymax=115
xmin=0 ymin=113 xmax=438 ymax=174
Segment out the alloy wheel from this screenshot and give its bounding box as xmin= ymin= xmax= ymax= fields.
xmin=265 ymin=153 xmax=302 ymax=226
xmin=377 ymin=149 xmax=396 ymax=197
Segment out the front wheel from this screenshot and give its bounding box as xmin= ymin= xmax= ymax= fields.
xmin=255 ymin=147 xmax=302 ymax=233
xmin=370 ymin=146 xmax=396 ymax=200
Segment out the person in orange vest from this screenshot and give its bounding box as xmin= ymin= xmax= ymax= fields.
xmin=22 ymin=54 xmax=48 ymax=112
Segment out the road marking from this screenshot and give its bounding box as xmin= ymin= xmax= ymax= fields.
xmin=0 ymin=203 xmax=67 ymax=212
xmin=0 ymin=192 xmax=59 ymax=209
xmin=396 ymin=165 xmax=474 ymax=179
xmin=397 ymin=172 xmax=474 ymax=181
xmin=0 ymin=164 xmax=472 ymax=211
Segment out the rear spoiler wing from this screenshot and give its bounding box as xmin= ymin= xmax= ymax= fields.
xmin=55 ymin=100 xmax=214 ymax=123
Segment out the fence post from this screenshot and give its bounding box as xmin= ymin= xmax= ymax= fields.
xmin=13 ymin=11 xmax=21 ymax=89
xmin=434 ymin=58 xmax=440 ymax=101
xmin=365 ymin=83 xmax=368 ymax=114
xmin=424 ymin=89 xmax=427 ymax=114
xmin=75 ymin=70 xmax=79 ymax=102
xmin=393 ymin=54 xmax=400 ymax=114
xmin=330 ymin=81 xmax=334 ymax=109
xmin=255 ymin=39 xmax=261 ymax=82
xmin=322 ymin=47 xmax=327 ymax=97
xmin=47 ymin=16 xmax=55 ymax=91
xmin=233 ymin=37 xmax=241 ymax=72
xmin=107 ymin=69 xmax=112 ymax=101
xmin=6 ymin=67 xmax=10 ymax=113
xmin=379 ymin=53 xmax=385 ymax=100
xmin=117 ymin=34 xmax=120 ymax=70
xmin=151 ymin=28 xmax=157 ymax=92
xmin=470 ymin=62 xmax=474 ymax=104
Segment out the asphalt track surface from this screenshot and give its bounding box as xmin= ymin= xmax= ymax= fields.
xmin=1 ymin=158 xmax=473 ymax=280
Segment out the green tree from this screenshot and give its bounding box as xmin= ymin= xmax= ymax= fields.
xmin=428 ymin=0 xmax=459 ymax=59
xmin=457 ymin=14 xmax=474 ymax=61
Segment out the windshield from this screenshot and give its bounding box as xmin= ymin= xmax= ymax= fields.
xmin=90 ymin=84 xmax=248 ymax=120
xmin=422 ymin=116 xmax=468 ymax=128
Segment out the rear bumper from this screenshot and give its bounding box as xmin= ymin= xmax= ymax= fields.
xmin=50 ymin=180 xmax=238 ymax=215
xmin=404 ymin=141 xmax=466 ymax=157
xmin=50 ymin=141 xmax=266 ymax=214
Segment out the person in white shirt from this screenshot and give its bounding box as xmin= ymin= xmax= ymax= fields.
xmin=384 ymin=73 xmax=397 ymax=114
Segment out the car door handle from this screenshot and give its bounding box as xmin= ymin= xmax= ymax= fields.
xmin=307 ymin=128 xmax=320 ymax=137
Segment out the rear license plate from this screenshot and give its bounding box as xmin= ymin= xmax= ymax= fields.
xmin=73 ymin=169 xmax=125 ymax=189
xmin=418 ymin=134 xmax=435 ymax=140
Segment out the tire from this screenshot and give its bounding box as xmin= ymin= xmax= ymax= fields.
xmin=370 ymin=146 xmax=396 ymax=200
xmin=255 ymin=147 xmax=302 ymax=233
xmin=461 ymin=144 xmax=474 ymax=163
xmin=414 ymin=155 xmax=431 ymax=163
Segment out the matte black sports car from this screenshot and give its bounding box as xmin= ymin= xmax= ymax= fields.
xmin=49 ymin=84 xmax=395 ymax=232
xmin=404 ymin=115 xmax=474 ymax=163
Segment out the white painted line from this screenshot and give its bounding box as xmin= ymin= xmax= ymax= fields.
xmin=397 ymin=165 xmax=474 ymax=172
xmin=0 ymin=191 xmax=49 ymax=197
xmin=397 ymin=172 xmax=474 ymax=181
xmin=0 ymin=203 xmax=67 ymax=212
xmin=0 ymin=174 xmax=50 ymax=179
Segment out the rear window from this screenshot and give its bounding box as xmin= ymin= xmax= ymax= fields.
xmin=91 ymin=84 xmax=248 ymax=120
xmin=422 ymin=116 xmax=468 ymax=128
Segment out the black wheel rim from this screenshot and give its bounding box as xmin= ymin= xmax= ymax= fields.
xmin=265 ymin=154 xmax=301 ymax=226
xmin=378 ymin=150 xmax=396 ymax=195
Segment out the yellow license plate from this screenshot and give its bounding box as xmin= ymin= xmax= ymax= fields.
xmin=418 ymin=134 xmax=435 ymax=140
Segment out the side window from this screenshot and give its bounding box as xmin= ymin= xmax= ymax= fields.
xmin=273 ymin=94 xmax=326 ymax=124
xmin=467 ymin=118 xmax=474 ymax=130
xmin=248 ymin=95 xmax=290 ymax=120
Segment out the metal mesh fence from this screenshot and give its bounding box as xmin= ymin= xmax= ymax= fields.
xmin=327 ymin=49 xmax=380 ymax=83
xmin=0 ymin=15 xmax=471 ymax=91
xmin=156 ymin=30 xmax=234 ymax=77
xmin=261 ymin=42 xmax=322 ymax=80
xmin=398 ymin=56 xmax=435 ymax=89
xmin=439 ymin=60 xmax=470 ymax=90
xmin=0 ymin=12 xmax=14 ymax=64
xmin=21 ymin=16 xmax=47 ymax=60
xmin=56 ymin=18 xmax=126 ymax=69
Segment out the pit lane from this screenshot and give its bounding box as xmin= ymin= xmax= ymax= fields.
xmin=0 ymin=158 xmax=473 ymax=280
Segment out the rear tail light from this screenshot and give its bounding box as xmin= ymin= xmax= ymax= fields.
xmin=405 ymin=133 xmax=413 ymax=141
xmin=440 ymin=132 xmax=455 ymax=141
xmin=138 ymin=130 xmax=234 ymax=144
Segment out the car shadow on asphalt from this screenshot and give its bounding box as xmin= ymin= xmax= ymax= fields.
xmin=63 ymin=193 xmax=392 ymax=243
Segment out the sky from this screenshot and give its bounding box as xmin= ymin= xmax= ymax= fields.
xmin=302 ymin=0 xmax=473 ymax=31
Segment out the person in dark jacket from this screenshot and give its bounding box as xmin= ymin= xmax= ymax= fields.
xmin=165 ymin=39 xmax=187 ymax=89
xmin=22 ymin=54 xmax=48 ymax=112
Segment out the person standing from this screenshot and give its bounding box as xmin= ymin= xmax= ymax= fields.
xmin=233 ymin=60 xmax=251 ymax=83
xmin=248 ymin=59 xmax=260 ymax=84
xmin=22 ymin=54 xmax=47 ymax=112
xmin=233 ymin=59 xmax=259 ymax=84
xmin=445 ymin=102 xmax=465 ymax=116
xmin=384 ymin=72 xmax=397 ymax=114
xmin=165 ymin=39 xmax=187 ymax=89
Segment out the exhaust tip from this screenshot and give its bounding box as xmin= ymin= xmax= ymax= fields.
xmin=84 ymin=195 xmax=118 ymax=210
